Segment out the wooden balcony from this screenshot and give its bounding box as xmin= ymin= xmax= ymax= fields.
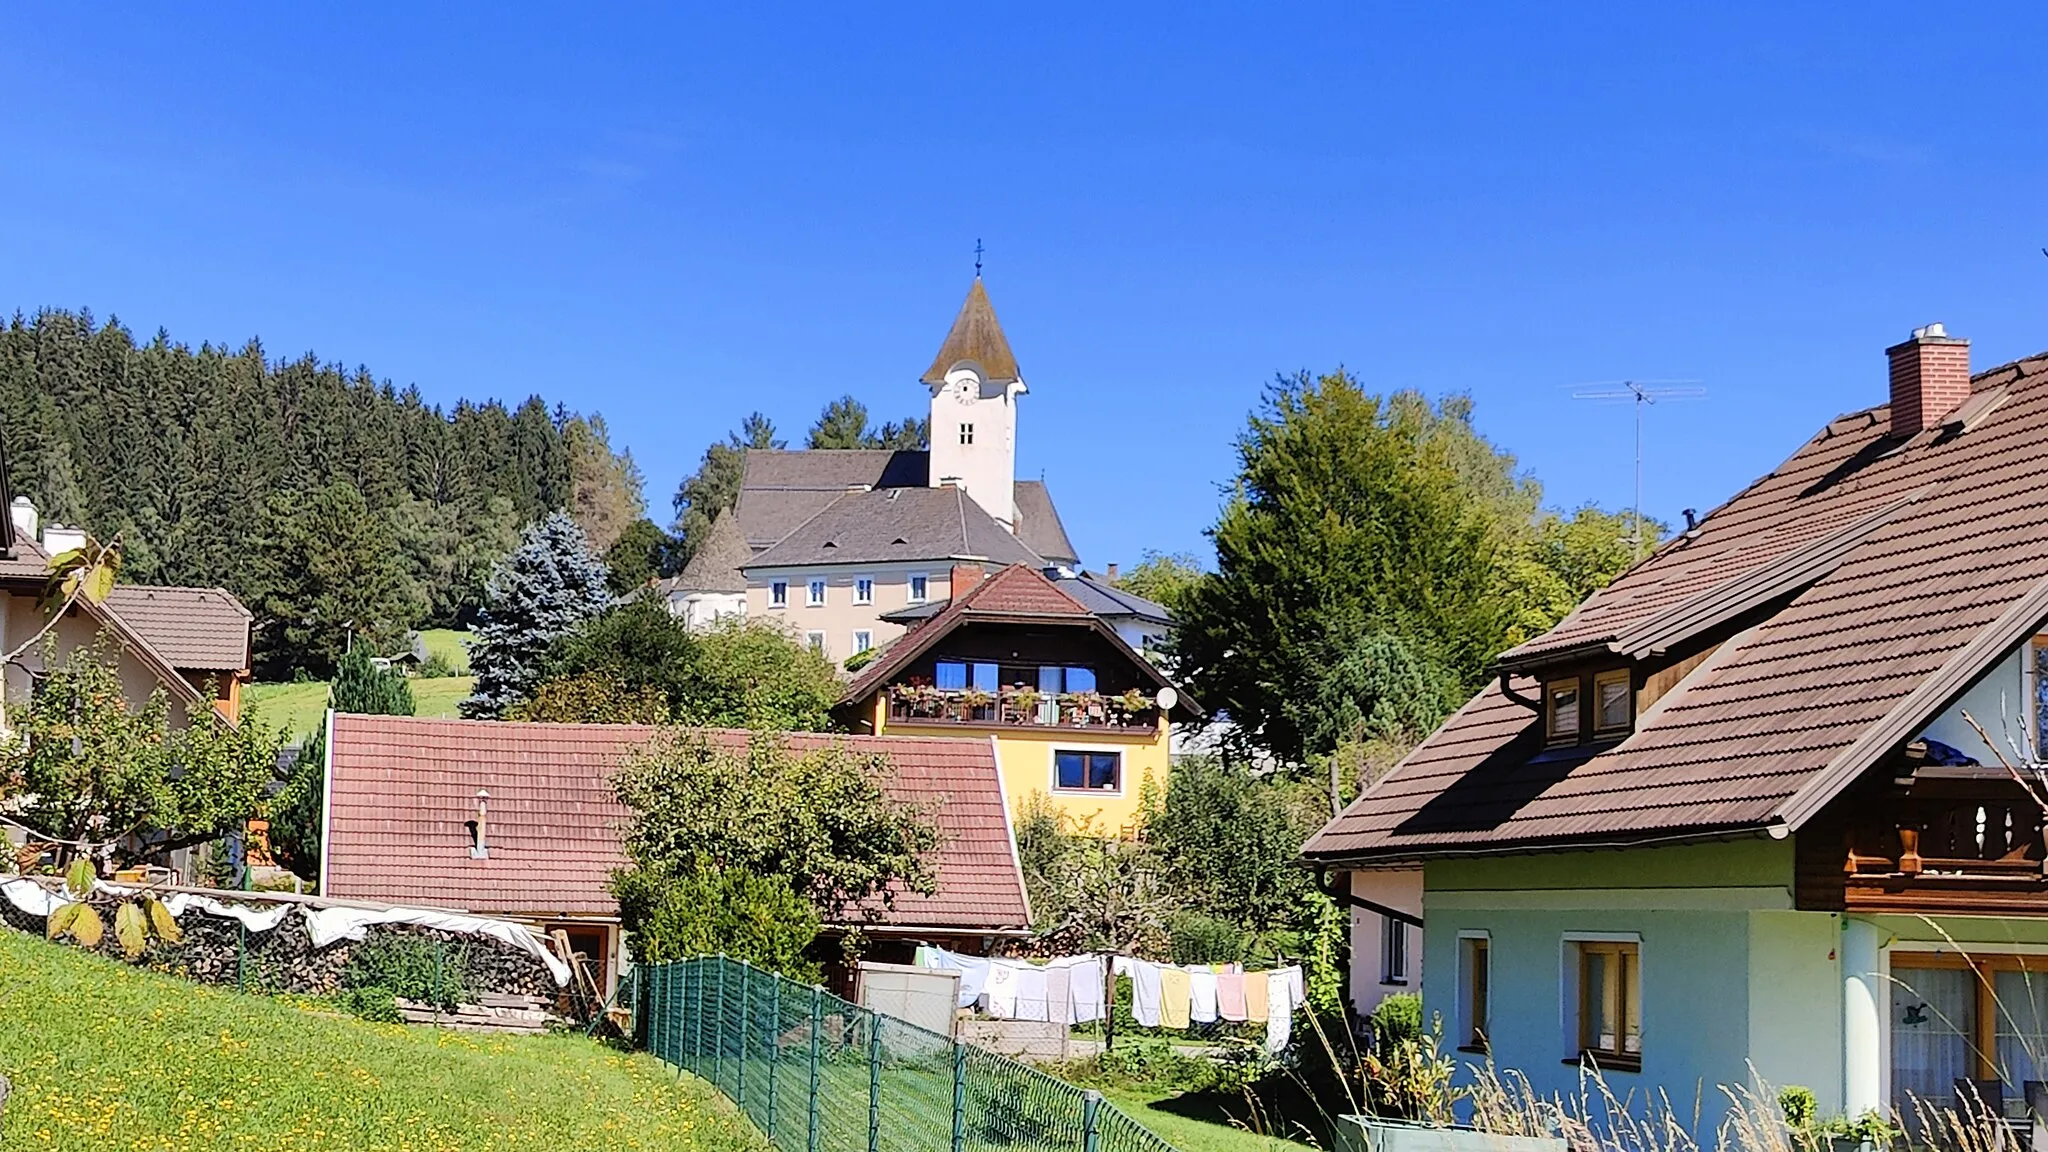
xmin=1829 ymin=769 xmax=2048 ymax=913
xmin=885 ymin=685 xmax=1159 ymax=733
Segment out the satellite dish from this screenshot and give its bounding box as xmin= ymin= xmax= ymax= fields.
xmin=1154 ymin=687 xmax=1178 ymax=711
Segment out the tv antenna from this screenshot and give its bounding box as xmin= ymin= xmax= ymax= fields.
xmin=1569 ymin=380 xmax=1706 ymax=557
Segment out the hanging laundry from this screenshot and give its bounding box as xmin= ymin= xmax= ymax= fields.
xmin=1218 ymin=970 xmax=1247 ymax=1021
xmin=1066 ymin=956 xmax=1106 ymax=1023
xmin=1046 ymin=964 xmax=1073 ymax=1026
xmin=985 ymin=962 xmax=1020 ymax=1018
xmin=1159 ymin=966 xmax=1192 ymax=1029
xmin=1286 ymin=964 xmax=1306 ymax=1007
xmin=922 ymin=946 xmax=994 ymax=1008
xmin=1265 ymin=969 xmax=1294 ymax=1052
xmin=1126 ymin=958 xmax=1165 ymax=1027
xmin=1013 ymin=963 xmax=1051 ymax=1022
xmin=1244 ymin=969 xmax=1269 ymax=1022
xmin=1189 ymin=967 xmax=1219 ymax=1023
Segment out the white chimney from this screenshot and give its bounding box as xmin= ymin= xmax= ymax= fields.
xmin=41 ymin=524 xmax=86 ymax=556
xmin=9 ymin=497 xmax=36 ymax=546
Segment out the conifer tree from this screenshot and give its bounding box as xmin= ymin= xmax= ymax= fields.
xmin=268 ymin=646 xmax=416 ymax=884
xmin=460 ymin=512 xmax=612 ymax=718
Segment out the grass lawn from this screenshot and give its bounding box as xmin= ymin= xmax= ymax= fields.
xmin=248 ymin=675 xmax=475 ymax=738
xmin=418 ymin=627 xmax=473 ymax=673
xmin=0 ymin=929 xmax=765 ymax=1152
xmin=1097 ymin=1086 xmax=1313 ymax=1152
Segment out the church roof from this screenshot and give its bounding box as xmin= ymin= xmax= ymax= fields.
xmin=920 ymin=278 xmax=1021 ymax=386
xmin=743 ymin=485 xmax=1045 ymax=570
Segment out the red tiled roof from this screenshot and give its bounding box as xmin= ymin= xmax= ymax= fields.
xmin=1305 ymin=351 xmax=2048 ymax=863
xmin=323 ymin=714 xmax=1031 ymax=931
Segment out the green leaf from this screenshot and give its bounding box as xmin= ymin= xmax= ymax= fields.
xmin=69 ymin=904 xmax=104 ymax=948
xmin=145 ymin=897 xmax=182 ymax=944
xmin=64 ymin=858 xmax=96 ymax=897
xmin=114 ymin=902 xmax=147 ymax=958
xmin=47 ymin=902 xmax=81 ymax=941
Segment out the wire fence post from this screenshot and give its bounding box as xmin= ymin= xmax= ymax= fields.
xmin=767 ymin=976 xmax=780 ymax=1142
xmin=1084 ymin=1089 xmax=1103 ymax=1152
xmin=715 ymin=955 xmax=727 ymax=1093
xmin=951 ymin=1041 xmax=967 ymax=1152
xmin=738 ymin=964 xmax=750 ymax=1110
xmin=236 ymin=923 xmax=246 ymax=994
xmin=807 ymin=987 xmax=823 ymax=1152
xmin=867 ymin=1014 xmax=883 ymax=1152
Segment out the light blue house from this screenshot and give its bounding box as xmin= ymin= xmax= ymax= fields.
xmin=1307 ymin=323 xmax=2048 ymax=1127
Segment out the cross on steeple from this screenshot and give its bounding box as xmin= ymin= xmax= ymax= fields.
xmin=974 ymin=238 xmax=984 ymax=277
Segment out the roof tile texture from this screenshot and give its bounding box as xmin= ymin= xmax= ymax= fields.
xmin=324 ymin=714 xmax=1030 ymax=929
xmin=101 ymin=585 xmax=252 ymax=670
xmin=1306 ymin=354 xmax=2048 ymax=861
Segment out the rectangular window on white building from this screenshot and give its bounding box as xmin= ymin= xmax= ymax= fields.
xmin=1571 ymin=938 xmax=1641 ymax=1064
xmin=1381 ymin=914 xmax=1409 ymax=985
xmin=805 ymin=631 xmax=827 ymax=656
xmin=960 ymin=423 xmax=975 ymax=445
xmin=769 ymin=581 xmax=788 ymax=608
xmin=854 ymin=577 xmax=874 ymax=605
xmin=852 ymin=630 xmax=873 ymax=654
xmin=807 ymin=578 xmax=827 ymax=607
xmin=908 ymin=573 xmax=929 ymax=603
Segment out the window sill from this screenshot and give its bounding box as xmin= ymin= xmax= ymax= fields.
xmin=1379 ymin=979 xmax=1409 ymax=988
xmin=1456 ymin=1045 xmax=1489 ymax=1056
xmin=1050 ymin=788 xmax=1125 ymax=798
xmin=1564 ymin=1053 xmax=1642 ymax=1073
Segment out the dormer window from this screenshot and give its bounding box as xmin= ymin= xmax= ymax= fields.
xmin=1594 ymin=669 xmax=1633 ymax=735
xmin=1545 ymin=680 xmax=1580 ymax=744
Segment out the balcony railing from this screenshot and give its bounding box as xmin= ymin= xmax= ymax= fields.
xmin=1832 ymin=774 xmax=2048 ymax=912
xmin=886 ymin=685 xmax=1159 ymax=731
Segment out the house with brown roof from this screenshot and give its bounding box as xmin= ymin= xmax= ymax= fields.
xmin=663 ymin=276 xmax=1087 ymax=666
xmin=319 ymin=713 xmax=1034 ymax=993
xmin=837 ymin=563 xmax=1198 ymax=833
xmin=1304 ymin=324 xmax=2048 ymax=1126
xmin=2 ymin=497 xmax=252 ymax=725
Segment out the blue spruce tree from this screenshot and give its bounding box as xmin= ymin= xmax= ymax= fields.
xmin=460 ymin=512 xmax=612 ymax=718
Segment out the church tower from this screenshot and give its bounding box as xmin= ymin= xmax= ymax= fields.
xmin=922 ymin=276 xmax=1024 ymax=531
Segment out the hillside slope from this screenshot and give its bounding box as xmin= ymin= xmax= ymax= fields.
xmin=0 ymin=929 xmax=764 ymax=1152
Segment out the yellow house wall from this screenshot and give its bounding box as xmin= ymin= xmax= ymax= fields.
xmin=870 ymin=695 xmax=1169 ymax=835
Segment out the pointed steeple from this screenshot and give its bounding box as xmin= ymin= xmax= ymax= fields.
xmin=921 ymin=277 xmax=1021 ymax=386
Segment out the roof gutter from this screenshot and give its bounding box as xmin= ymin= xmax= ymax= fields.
xmin=1302 ymin=822 xmax=1781 ymax=870
xmin=1313 ymin=866 xmax=1423 ymax=929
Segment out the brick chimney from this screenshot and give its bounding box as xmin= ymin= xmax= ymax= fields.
xmin=1887 ymin=323 xmax=1971 ymax=435
xmin=950 ymin=563 xmax=985 ymax=597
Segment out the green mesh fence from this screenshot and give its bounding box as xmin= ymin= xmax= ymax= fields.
xmin=639 ymin=956 xmax=1182 ymax=1152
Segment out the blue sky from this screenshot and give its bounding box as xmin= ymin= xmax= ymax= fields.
xmin=7 ymin=4 xmax=2048 ymax=566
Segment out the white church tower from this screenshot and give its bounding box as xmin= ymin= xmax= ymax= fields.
xmin=922 ymin=275 xmax=1024 ymax=531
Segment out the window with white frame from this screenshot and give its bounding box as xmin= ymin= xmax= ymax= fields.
xmin=807 ymin=578 xmax=827 ymax=607
xmin=1053 ymin=749 xmax=1120 ymax=792
xmin=1381 ymin=914 xmax=1409 ymax=985
xmin=769 ymin=580 xmax=788 ymax=608
xmin=854 ymin=577 xmax=874 ymax=605
xmin=1459 ymin=934 xmax=1490 ymax=1051
xmin=805 ymin=631 xmax=827 ymax=656
xmin=852 ymin=630 xmax=873 ymax=654
xmin=1570 ymin=937 xmax=1642 ymax=1064
xmin=908 ymin=573 xmax=930 ymax=603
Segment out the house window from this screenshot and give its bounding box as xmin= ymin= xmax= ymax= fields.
xmin=1572 ymin=939 xmax=1641 ymax=1065
xmin=2033 ymin=638 xmax=2048 ymax=756
xmin=769 ymin=580 xmax=788 ymax=608
xmin=1054 ymin=750 xmax=1121 ymax=792
xmin=1381 ymin=914 xmax=1409 ymax=985
xmin=936 ymin=660 xmax=998 ymax=692
xmin=960 ymin=423 xmax=975 ymax=445
xmin=1545 ymin=679 xmax=1581 ymax=743
xmin=908 ymin=573 xmax=929 ymax=603
xmin=852 ymin=630 xmax=873 ymax=654
xmin=1459 ymin=935 xmax=1490 ymax=1051
xmin=1594 ymin=669 xmax=1632 ymax=735
xmin=807 ymin=578 xmax=827 ymax=607
xmin=805 ymin=631 xmax=827 ymax=655
xmin=1037 ymin=666 xmax=1098 ymax=694
xmin=854 ymin=577 xmax=874 ymax=605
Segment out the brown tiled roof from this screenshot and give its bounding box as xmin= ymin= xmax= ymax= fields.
xmin=102 ymin=585 xmax=252 ymax=671
xmin=744 ymin=485 xmax=1046 ymax=569
xmin=1305 ymin=352 xmax=2048 ymax=864
xmin=322 ymin=714 xmax=1031 ymax=930
xmin=0 ymin=537 xmax=215 ymax=714
xmin=665 ymin=511 xmax=750 ymax=594
xmin=840 ymin=564 xmax=1198 ymax=717
xmin=921 ymin=277 xmax=1020 ymax=385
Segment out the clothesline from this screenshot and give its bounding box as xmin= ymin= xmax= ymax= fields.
xmin=915 ymin=945 xmax=1306 ymax=1053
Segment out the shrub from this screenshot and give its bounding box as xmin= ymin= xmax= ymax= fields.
xmin=613 ymin=864 xmax=822 ymax=981
xmin=1779 ymin=1085 xmax=1818 ymax=1129
xmin=417 ymin=652 xmax=461 ymax=678
xmin=338 ymin=984 xmax=401 ymax=1023
xmin=1167 ymin=911 xmax=1245 ymax=965
xmin=344 ymin=933 xmax=471 ymax=1008
xmin=1369 ymin=992 xmax=1422 ymax=1054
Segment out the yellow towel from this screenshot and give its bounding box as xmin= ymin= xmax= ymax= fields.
xmin=1159 ymin=966 xmax=1192 ymax=1030
xmin=1245 ymin=970 xmax=1269 ymax=1022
